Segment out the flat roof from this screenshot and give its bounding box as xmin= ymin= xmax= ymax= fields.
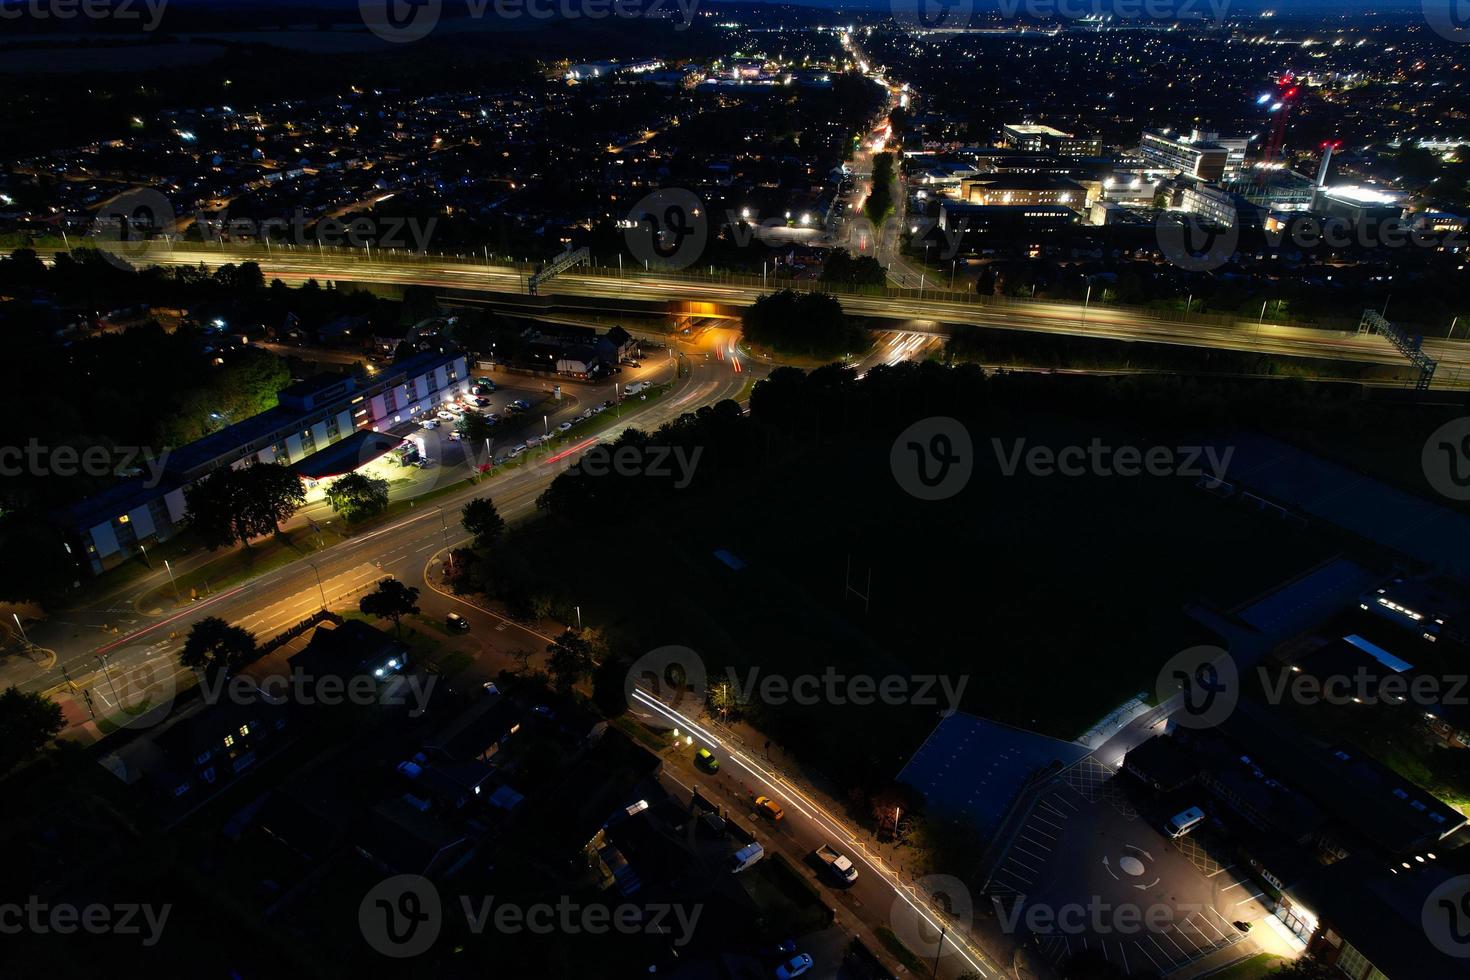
xmin=290 ymin=429 xmax=402 ymax=481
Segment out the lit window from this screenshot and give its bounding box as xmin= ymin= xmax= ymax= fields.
xmin=223 ymin=734 xmax=235 ymax=748
xmin=239 ymin=724 xmax=250 ymax=737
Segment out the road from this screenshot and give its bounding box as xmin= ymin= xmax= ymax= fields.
xmin=77 ymin=242 xmax=1470 ymax=380
xmin=631 ymin=688 xmax=1004 ymax=980
xmin=8 ymin=346 xmax=754 ymax=719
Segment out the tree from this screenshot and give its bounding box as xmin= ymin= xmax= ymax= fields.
xmin=0 ymin=686 xmax=65 ymax=773
xmin=325 ymin=471 xmax=390 ymax=522
xmin=180 ymin=616 xmax=257 ymax=676
xmin=741 ymin=290 xmax=866 ymax=360
xmin=359 ymin=578 xmax=420 ymax=636
xmin=184 ymin=462 xmax=304 ymax=549
xmin=237 ymin=462 xmax=306 ymax=538
xmin=821 ymin=249 xmax=886 ymax=286
xmin=457 ymin=410 xmax=494 ymax=447
xmin=184 ymin=467 xmax=248 ymax=549
xmin=462 ymin=496 xmax=507 ymax=548
xmin=546 ymin=628 xmax=600 ymax=692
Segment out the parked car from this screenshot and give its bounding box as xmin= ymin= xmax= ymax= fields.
xmin=558 ymin=421 xmax=573 ymax=433
xmin=774 ymin=954 xmax=813 ymax=979
xmin=754 ymin=796 xmax=784 ymax=822
xmin=512 ymin=399 xmax=531 ymax=410
xmin=1166 ymin=806 xmax=1206 ymax=839
xmin=694 ymin=748 xmax=719 ymax=773
xmin=510 ymin=444 xmax=528 ymax=457
xmin=446 ymin=612 xmax=470 ymax=632
xmin=420 ymin=419 xmax=440 ymax=429
xmin=448 ymin=430 xmax=462 ymax=441
xmin=437 ymin=410 xmax=456 ymax=421
xmin=729 ymin=842 xmax=764 ymax=873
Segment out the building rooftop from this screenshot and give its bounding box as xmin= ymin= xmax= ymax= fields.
xmin=290 ymin=429 xmax=402 ymax=482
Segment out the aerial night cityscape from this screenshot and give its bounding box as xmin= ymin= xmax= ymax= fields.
xmin=7 ymin=1 xmax=1470 ymax=978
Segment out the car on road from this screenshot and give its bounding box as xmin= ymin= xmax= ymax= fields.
xmin=512 ymin=398 xmax=531 ymax=410
xmin=448 ymin=430 xmax=461 ymax=441
xmin=557 ymin=421 xmax=573 ymax=433
xmin=446 ymin=612 xmax=470 ymax=632
xmin=694 ymin=748 xmax=719 ymax=773
xmin=774 ymin=954 xmax=813 ymax=979
xmin=470 ymin=395 xmax=491 ymax=407
xmin=436 ymin=410 xmax=457 ymax=421
xmin=754 ymin=796 xmax=784 ymax=822
xmin=474 ymin=377 xmax=496 ymax=389
xmin=814 ymin=844 xmax=859 ymax=884
xmin=420 ymin=419 xmax=439 ymax=429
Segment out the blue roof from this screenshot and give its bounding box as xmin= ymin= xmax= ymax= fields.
xmin=899 ymin=712 xmax=1089 ymax=835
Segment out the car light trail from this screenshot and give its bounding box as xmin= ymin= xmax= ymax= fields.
xmin=630 ymin=688 xmax=994 ymax=978
xmin=543 ymin=437 xmax=598 ymax=465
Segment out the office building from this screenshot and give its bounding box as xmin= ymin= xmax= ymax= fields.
xmin=56 ymin=349 xmax=469 ymax=573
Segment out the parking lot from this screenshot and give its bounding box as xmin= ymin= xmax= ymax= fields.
xmin=986 ymin=758 xmax=1269 ymax=976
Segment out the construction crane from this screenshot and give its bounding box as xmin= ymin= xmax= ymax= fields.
xmin=1259 ymin=72 xmax=1299 ymax=166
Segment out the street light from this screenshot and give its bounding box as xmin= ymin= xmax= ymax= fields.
xmin=307 ymin=561 xmax=328 ymax=609
xmin=164 ymin=559 xmax=180 ymax=601
xmin=95 ymin=652 xmax=122 ymax=707
xmin=1081 ymin=280 xmax=1093 ymax=330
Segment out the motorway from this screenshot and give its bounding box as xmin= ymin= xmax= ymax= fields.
xmin=86 ymin=242 xmax=1470 ymax=381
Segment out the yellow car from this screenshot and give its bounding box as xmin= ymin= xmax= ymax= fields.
xmin=754 ymin=795 xmax=785 ymax=822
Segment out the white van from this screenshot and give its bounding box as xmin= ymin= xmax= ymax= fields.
xmin=729 ymin=842 xmax=764 ymax=873
xmin=1165 ymin=806 xmax=1206 ymax=839
xmin=509 ymin=443 xmax=528 ymax=458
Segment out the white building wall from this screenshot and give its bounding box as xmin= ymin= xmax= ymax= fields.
xmin=165 ymin=487 xmax=188 ymax=523
xmin=310 ymin=420 xmax=330 ymax=448
xmin=127 ymin=506 xmax=156 ymax=539
xmin=90 ymin=522 xmax=120 ymax=560
xmin=285 ymin=434 xmax=304 ymax=462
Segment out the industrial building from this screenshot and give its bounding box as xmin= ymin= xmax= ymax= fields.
xmin=55 ymin=349 xmax=469 ymax=573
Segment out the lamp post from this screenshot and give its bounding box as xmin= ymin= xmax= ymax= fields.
xmin=1081 ymin=281 xmax=1093 ymax=330
xmin=307 ymin=561 xmax=327 ymax=609
xmin=95 ymin=653 xmax=121 ymax=707
xmin=164 ymin=559 xmax=180 ymax=601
